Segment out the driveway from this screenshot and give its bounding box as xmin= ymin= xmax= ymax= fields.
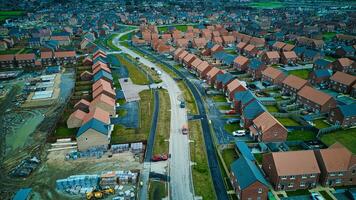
xmin=119 ymin=78 xmax=149 ymax=102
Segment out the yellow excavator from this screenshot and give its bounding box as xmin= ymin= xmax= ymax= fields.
xmin=86 ymin=188 xmax=115 ymax=200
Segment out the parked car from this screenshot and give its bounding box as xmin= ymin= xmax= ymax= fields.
xmin=232 ymin=130 xmax=246 ymax=137
xmin=180 ymin=101 xmax=186 ymax=108
xmin=151 ymin=154 xmax=168 ymax=162
xmin=182 ymin=125 xmax=188 ymax=135
xmin=226 ymin=110 xmax=236 ymax=115
xmin=311 ymin=192 xmax=325 ymax=200
xmin=226 ymin=118 xmax=240 ymax=124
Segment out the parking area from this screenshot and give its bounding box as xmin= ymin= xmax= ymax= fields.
xmin=111 ymin=101 xmax=139 ymax=128
xmin=119 ymin=78 xmax=149 ymax=102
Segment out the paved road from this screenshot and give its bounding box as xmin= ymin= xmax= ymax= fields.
xmin=133 ymin=47 xmax=229 ymax=200
xmin=113 ymin=31 xmax=194 ymax=200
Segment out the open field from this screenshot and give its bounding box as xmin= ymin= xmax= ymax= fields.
xmin=0 ymin=10 xmax=24 ymax=22
xmin=111 ymin=90 xmax=154 ymax=144
xmin=149 ymin=180 xmax=167 ymax=200
xmin=247 ymin=1 xmax=284 ymax=9
xmin=115 ymin=54 xmax=150 ymax=85
xmin=153 ymin=89 xmax=170 ymax=154
xmin=287 ymin=130 xmax=316 ymax=141
xmin=177 ymin=81 xmax=198 ymax=115
xmin=321 ymin=128 xmax=356 ymax=153
xmin=158 ymin=25 xmax=190 ymax=32
xmin=221 ymin=148 xmax=238 ymax=169
xmin=189 ymin=120 xmax=216 ymax=200
xmin=124 ymin=54 xmax=162 ymax=83
xmin=288 ymin=69 xmax=310 ymax=79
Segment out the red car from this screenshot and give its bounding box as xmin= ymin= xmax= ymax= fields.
xmin=226 ymin=110 xmax=236 ymax=115
xmin=151 ymin=154 xmax=168 ymax=162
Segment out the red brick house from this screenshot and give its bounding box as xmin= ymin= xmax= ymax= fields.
xmin=15 ymin=53 xmax=36 ymax=68
xmin=225 ymin=79 xmax=247 ymax=101
xmin=177 ymin=50 xmax=189 ymax=63
xmin=297 ymin=86 xmax=337 ymax=113
xmin=80 ymin=71 xmax=93 ymax=81
xmin=249 ymin=37 xmax=265 ymax=48
xmin=280 ymin=51 xmax=298 ymax=65
xmin=230 ymin=156 xmax=269 ymax=200
xmin=41 ymin=51 xmax=54 ymax=66
xmin=262 ymin=150 xmax=321 ymax=191
xmin=272 ymin=41 xmax=286 ymax=51
xmin=233 ymin=56 xmax=249 ymax=71
xmin=281 ymin=75 xmax=309 ymax=97
xmin=212 ymin=36 xmax=223 ymax=45
xmin=0 ymin=54 xmax=15 ymax=68
xmin=74 ymin=99 xmax=90 ymax=113
xmin=190 ymin=57 xmax=203 ymax=72
xmin=236 ymin=42 xmax=248 ymax=53
xmin=173 ymin=48 xmax=184 ymax=61
xmin=244 ymin=44 xmax=258 ymax=57
xmin=210 ymin=44 xmax=224 ymax=55
xmin=206 ymin=67 xmax=224 ymax=85
xmin=182 ymin=53 xmax=196 ymax=68
xmin=222 ymin=35 xmax=235 ymax=46
xmin=329 ymin=71 xmax=356 ymax=94
xmin=333 ymin=58 xmax=355 ymax=74
xmin=193 ymin=38 xmax=207 ymax=49
xmin=308 ymin=69 xmax=333 ymax=86
xmin=54 ymin=51 xmax=76 ymax=65
xmin=175 ymin=38 xmax=189 ymax=48
xmin=314 ymin=143 xmax=356 ymax=187
xmin=249 ymin=111 xmax=288 ymax=142
xmin=262 ymin=51 xmax=280 ymax=65
xmin=82 ymin=57 xmax=93 ymax=66
xmin=282 ymin=44 xmax=295 ymax=52
xmin=196 ymin=61 xmax=212 ymax=79
xmin=328 ymin=104 xmax=356 ymax=128
xmin=261 ymin=67 xmax=286 ymax=86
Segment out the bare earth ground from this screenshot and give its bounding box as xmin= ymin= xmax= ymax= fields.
xmin=1 ymin=148 xmax=142 ymax=200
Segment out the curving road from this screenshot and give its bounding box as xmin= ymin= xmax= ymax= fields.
xmin=113 ymin=31 xmax=195 ymax=200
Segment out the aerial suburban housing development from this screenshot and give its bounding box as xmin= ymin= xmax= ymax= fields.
xmin=0 ymin=0 xmax=355 ymax=200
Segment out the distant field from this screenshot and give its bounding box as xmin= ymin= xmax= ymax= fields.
xmin=247 ymin=1 xmax=284 ymax=9
xmin=0 ymin=10 xmax=24 ymax=22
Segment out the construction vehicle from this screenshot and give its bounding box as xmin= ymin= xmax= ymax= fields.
xmin=86 ymin=188 xmax=115 ymax=200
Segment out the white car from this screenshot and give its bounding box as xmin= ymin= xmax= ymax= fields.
xmin=232 ymin=130 xmax=246 ymax=137
xmin=311 ymin=192 xmax=325 ymax=200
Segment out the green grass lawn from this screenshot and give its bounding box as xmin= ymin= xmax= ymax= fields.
xmin=106 ymin=34 xmax=121 ymax=51
xmin=116 ymin=54 xmax=150 ymax=85
xmin=224 ymin=49 xmax=237 ymax=55
xmin=149 ymin=180 xmax=167 ymax=200
xmin=222 ymin=148 xmax=238 ymax=169
xmin=119 ymin=32 xmax=131 ymax=42
xmin=288 ymin=69 xmax=310 ymax=79
xmin=254 ymin=153 xmax=263 ymax=165
xmin=117 ymin=98 xmax=126 ymax=106
xmin=0 ymin=10 xmax=24 ymax=23
xmin=323 ymin=32 xmax=336 ymax=41
xmin=248 ymin=1 xmax=284 ymax=9
xmin=111 ymin=90 xmax=154 ymax=144
xmin=266 ymin=105 xmax=279 ymax=113
xmin=286 ymin=189 xmax=310 ymax=196
xmin=325 ymin=56 xmax=337 ymax=62
xmin=153 ymin=89 xmax=170 ymax=154
xmin=276 ymin=117 xmax=300 ymax=126
xmin=211 ymin=95 xmax=227 ymax=102
xmin=218 ymin=104 xmax=231 ymax=110
xmin=0 ymin=48 xmax=22 ymax=55
xmin=189 ymin=120 xmax=216 ymax=200
xmin=321 ymin=128 xmax=356 ymax=153
xmin=313 ymin=119 xmax=330 ymax=129
xmin=117 ymin=109 xmax=127 ymax=117
xmin=54 ymin=124 xmax=77 ymax=138
xmin=287 ymin=130 xmax=316 ymax=141
xmin=177 ymin=81 xmax=198 ymax=115
xmin=319 ymin=191 xmax=334 ymax=200
xmin=124 ymin=54 xmax=162 ymax=83
xmin=158 ymin=25 xmax=189 ymax=32
xmin=224 ymin=123 xmax=241 ymax=133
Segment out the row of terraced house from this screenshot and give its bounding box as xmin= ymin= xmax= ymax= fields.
xmin=66 ymin=50 xmax=116 ymax=151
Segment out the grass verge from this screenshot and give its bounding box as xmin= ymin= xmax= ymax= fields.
xmin=115 ymin=54 xmax=150 ymax=85
xmin=153 ymin=89 xmax=170 ymax=154
xmin=189 ymin=120 xmax=216 ymax=200
xmin=177 ymin=81 xmax=198 ymax=115
xmin=149 ymin=180 xmax=167 ymax=200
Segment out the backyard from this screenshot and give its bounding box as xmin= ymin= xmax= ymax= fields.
xmin=158 ymin=25 xmax=190 ymax=32
xmin=265 ymin=105 xmax=279 ymax=113
xmin=211 ymin=95 xmax=227 ymax=102
xmin=276 ymin=117 xmax=300 ymax=126
xmin=153 ymin=89 xmax=171 ymax=154
xmin=287 ymin=130 xmax=316 ymax=141
xmin=288 ymin=69 xmax=310 ymax=79
xmin=221 ymin=148 xmax=238 ymax=169
xmin=312 ymin=119 xmax=330 ymax=129
xmin=189 ymin=120 xmax=216 ymax=200
xmin=321 ymin=128 xmax=356 ymax=153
